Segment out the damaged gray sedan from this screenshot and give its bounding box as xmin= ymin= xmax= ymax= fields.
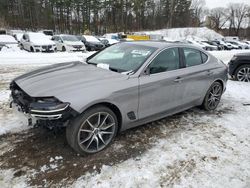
xmin=10 ymin=42 xmax=228 ymax=154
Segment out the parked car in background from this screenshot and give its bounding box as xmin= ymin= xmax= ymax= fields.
xmin=20 ymin=32 xmax=56 ymax=52
xmin=0 ymin=35 xmax=19 ymax=51
xmin=38 ymin=30 xmax=54 ymax=36
xmin=0 ymin=29 xmax=7 ymax=35
xmin=10 ymin=42 xmax=228 ymax=155
xmin=226 ymin=41 xmax=249 ymax=49
xmin=200 ymin=41 xmax=218 ymax=51
xmin=8 ymin=30 xmax=25 ymax=43
xmin=79 ymin=35 xmax=105 ymax=51
xmin=212 ymin=40 xmax=233 ymax=50
xmin=96 ymin=37 xmax=110 ymax=47
xmin=203 ymin=41 xmax=223 ymax=50
xmin=186 ymin=40 xmax=207 ymax=50
xmin=228 ymin=53 xmax=250 ymax=82
xmin=52 ymin=34 xmax=86 ymax=52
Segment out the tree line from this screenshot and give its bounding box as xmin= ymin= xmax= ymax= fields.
xmin=0 ymin=0 xmax=249 ymax=36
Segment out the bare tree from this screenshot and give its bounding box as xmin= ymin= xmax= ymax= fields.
xmin=228 ymin=3 xmax=249 ymax=36
xmin=190 ymin=0 xmax=206 ymax=26
xmin=209 ymin=7 xmax=229 ymax=31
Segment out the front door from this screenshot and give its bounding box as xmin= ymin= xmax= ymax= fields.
xmin=138 ymin=47 xmax=184 ymax=119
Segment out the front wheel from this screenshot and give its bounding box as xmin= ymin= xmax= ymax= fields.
xmin=202 ymin=82 xmax=223 ymax=111
xmin=66 ymin=106 xmax=118 ymax=155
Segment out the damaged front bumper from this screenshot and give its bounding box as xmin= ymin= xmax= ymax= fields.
xmin=10 ymin=82 xmax=77 ymax=127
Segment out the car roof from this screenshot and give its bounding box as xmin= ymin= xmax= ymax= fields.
xmin=121 ymin=41 xmax=200 ymax=50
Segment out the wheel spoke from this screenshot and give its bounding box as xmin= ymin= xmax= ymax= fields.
xmin=80 ymin=129 xmax=92 ymax=133
xmin=97 ymin=112 xmax=101 ymax=126
xmin=86 ymin=135 xmax=95 ymax=149
xmin=98 ymin=134 xmax=106 ymax=145
xmin=100 ymin=131 xmax=113 ymax=135
xmin=100 ymin=123 xmax=115 ymax=130
xmin=87 ymin=119 xmax=95 ymax=129
xmin=94 ymin=136 xmax=99 ymax=151
xmin=80 ymin=133 xmax=93 ymax=144
xmin=99 ymin=114 xmax=109 ymax=128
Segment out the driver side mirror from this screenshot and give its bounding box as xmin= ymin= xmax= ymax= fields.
xmin=144 ymin=67 xmax=151 ymax=75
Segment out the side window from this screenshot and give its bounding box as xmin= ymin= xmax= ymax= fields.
xmin=183 ymin=48 xmax=203 ymax=67
xmin=149 ymin=48 xmax=180 ymax=74
xmin=201 ymin=52 xmax=208 ymax=63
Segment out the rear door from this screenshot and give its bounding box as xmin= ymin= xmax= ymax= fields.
xmin=138 ymin=47 xmax=185 ymax=119
xmin=179 ymin=47 xmax=214 ymax=105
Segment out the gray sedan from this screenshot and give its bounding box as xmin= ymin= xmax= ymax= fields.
xmin=10 ymin=42 xmax=228 ymax=155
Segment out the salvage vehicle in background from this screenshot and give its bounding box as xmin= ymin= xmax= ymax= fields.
xmin=20 ymin=32 xmax=57 ymax=52
xmin=52 ymin=34 xmax=86 ymax=52
xmin=10 ymin=41 xmax=228 ymax=155
xmin=0 ymin=34 xmax=19 ymax=51
xmin=80 ymin=35 xmax=105 ymax=51
xmin=228 ymin=53 xmax=250 ymax=82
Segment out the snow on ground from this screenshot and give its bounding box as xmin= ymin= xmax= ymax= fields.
xmin=72 ymin=81 xmax=250 ymax=188
xmin=136 ymin=27 xmax=224 ymax=41
xmin=0 ymin=51 xmax=94 ymax=65
xmin=0 ymin=49 xmax=250 ymax=187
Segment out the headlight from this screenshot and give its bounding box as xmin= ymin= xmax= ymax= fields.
xmin=30 ymin=98 xmax=69 ymax=113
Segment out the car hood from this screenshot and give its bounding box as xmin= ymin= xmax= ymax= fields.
xmin=64 ymin=41 xmax=84 ymax=46
xmin=14 ymin=61 xmax=127 ymax=98
xmin=31 ymin=39 xmax=55 ymax=46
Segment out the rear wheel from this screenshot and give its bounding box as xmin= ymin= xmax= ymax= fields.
xmin=62 ymin=46 xmax=66 ymax=52
xmin=235 ymin=65 xmax=250 ymax=82
xmin=202 ymin=82 xmax=223 ymax=111
xmin=30 ymin=47 xmax=34 ymax=52
xmin=66 ymin=106 xmax=118 ymax=155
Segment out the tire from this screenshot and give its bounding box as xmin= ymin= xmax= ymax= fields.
xmin=66 ymin=105 xmax=118 ymax=155
xmin=235 ymin=65 xmax=250 ymax=82
xmin=20 ymin=44 xmax=24 ymax=50
xmin=201 ymin=82 xmax=223 ymax=111
xmin=62 ymin=46 xmax=66 ymax=52
xmin=30 ymin=47 xmax=34 ymax=52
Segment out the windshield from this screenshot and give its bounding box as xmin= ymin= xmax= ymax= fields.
xmin=87 ymin=43 xmax=157 ymax=73
xmin=61 ymin=35 xmax=79 ymax=42
xmin=29 ymin=33 xmax=47 ymax=40
xmin=84 ymin=35 xmax=100 ymax=42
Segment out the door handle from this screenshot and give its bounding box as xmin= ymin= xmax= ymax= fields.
xmin=174 ymin=77 xmax=183 ymax=83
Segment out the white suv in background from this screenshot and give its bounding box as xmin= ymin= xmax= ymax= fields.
xmin=52 ymin=35 xmax=86 ymax=52
xmin=20 ymin=32 xmax=56 ymax=52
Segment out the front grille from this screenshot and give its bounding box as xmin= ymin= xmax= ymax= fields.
xmin=73 ymin=45 xmax=82 ymax=49
xmin=42 ymin=45 xmax=52 ymax=50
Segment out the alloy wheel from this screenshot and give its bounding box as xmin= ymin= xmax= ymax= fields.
xmin=77 ymin=112 xmax=116 ymax=153
xmin=207 ymin=84 xmax=222 ymax=109
xmin=236 ymin=67 xmax=250 ymax=82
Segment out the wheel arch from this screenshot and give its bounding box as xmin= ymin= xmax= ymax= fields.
xmin=79 ymin=102 xmax=123 ymax=133
xmin=233 ymin=62 xmax=250 ymax=76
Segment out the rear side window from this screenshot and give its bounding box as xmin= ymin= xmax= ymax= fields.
xmin=183 ymin=48 xmax=205 ymax=67
xmin=201 ymin=52 xmax=208 ymax=63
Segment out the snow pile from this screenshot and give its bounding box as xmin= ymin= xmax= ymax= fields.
xmin=0 ymin=51 xmax=94 ymax=65
xmin=137 ymin=27 xmax=224 ymax=41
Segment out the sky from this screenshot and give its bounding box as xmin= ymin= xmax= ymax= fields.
xmin=205 ymin=0 xmax=250 ymax=9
